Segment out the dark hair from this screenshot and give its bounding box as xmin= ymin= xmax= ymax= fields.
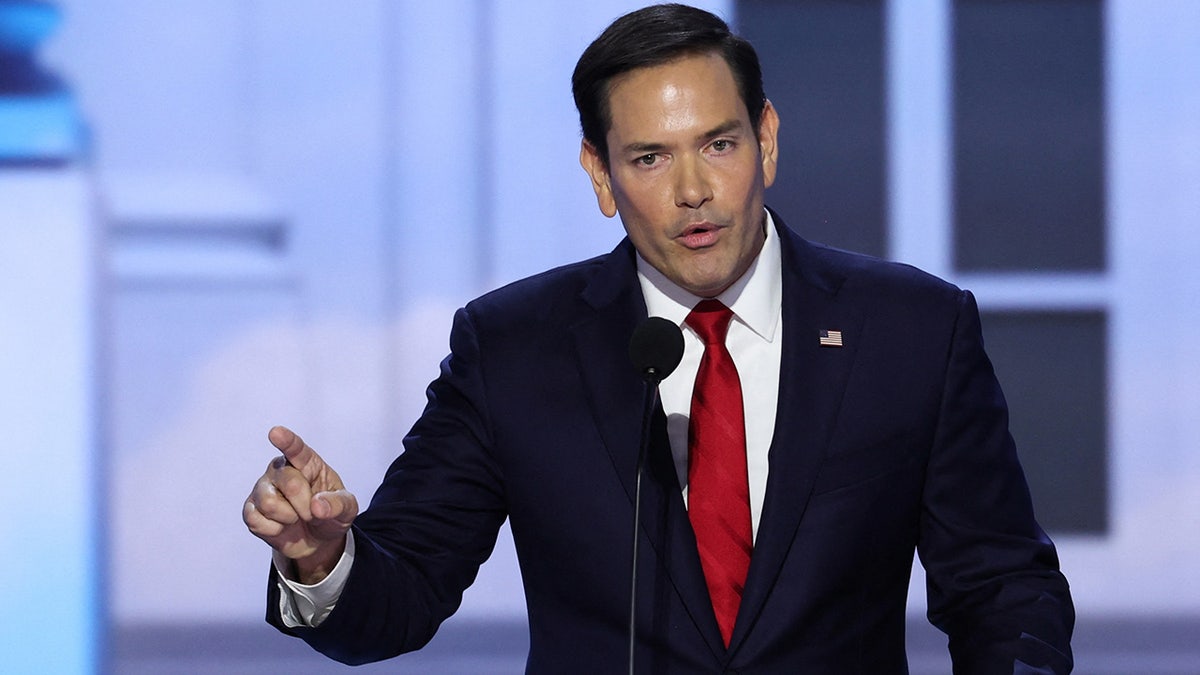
xmin=571 ymin=3 xmax=766 ymax=166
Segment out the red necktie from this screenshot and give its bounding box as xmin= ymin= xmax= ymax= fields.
xmin=685 ymin=299 xmax=752 ymax=647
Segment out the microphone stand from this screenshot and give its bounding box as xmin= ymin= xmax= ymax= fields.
xmin=625 ymin=316 xmax=682 ymax=675
xmin=629 ymin=368 xmax=662 ymax=675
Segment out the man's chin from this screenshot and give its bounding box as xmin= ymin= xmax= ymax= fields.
xmin=676 ymin=273 xmax=735 ymax=298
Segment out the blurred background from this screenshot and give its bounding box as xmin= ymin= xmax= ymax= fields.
xmin=2 ymin=0 xmax=1197 ymax=672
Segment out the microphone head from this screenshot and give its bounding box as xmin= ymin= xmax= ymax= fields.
xmin=628 ymin=316 xmax=684 ymax=383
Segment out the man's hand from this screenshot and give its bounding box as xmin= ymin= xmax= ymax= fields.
xmin=243 ymin=426 xmax=359 ymax=584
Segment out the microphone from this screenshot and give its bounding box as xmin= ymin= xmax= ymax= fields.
xmin=626 ymin=317 xmax=684 ymax=675
xmin=628 ymin=316 xmax=685 ymax=384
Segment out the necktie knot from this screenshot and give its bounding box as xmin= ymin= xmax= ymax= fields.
xmin=686 ymin=299 xmax=734 ymax=346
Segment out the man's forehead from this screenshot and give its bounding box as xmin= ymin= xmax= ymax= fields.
xmin=603 ymin=53 xmax=750 ymax=139
xmin=606 ymin=51 xmax=735 ymax=97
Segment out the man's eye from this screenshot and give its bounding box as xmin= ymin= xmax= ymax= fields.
xmin=637 ymin=154 xmax=658 ymax=166
xmin=711 ymin=140 xmax=731 ymax=152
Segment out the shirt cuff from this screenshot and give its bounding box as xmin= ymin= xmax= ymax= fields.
xmin=272 ymin=531 xmax=355 ymax=628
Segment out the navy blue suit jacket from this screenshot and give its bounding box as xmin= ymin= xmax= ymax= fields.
xmin=269 ymin=215 xmax=1074 ymax=673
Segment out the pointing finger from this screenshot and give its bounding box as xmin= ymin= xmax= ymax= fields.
xmin=268 ymin=425 xmax=306 ymax=460
xmin=268 ymin=425 xmax=327 ymax=484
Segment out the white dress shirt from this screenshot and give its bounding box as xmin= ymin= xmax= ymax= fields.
xmin=276 ymin=210 xmax=784 ymax=626
xmin=636 ymin=210 xmax=782 ymax=541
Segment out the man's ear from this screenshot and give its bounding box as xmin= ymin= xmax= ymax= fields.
xmin=579 ymin=140 xmax=618 ymax=218
xmin=758 ymin=100 xmax=780 ymax=189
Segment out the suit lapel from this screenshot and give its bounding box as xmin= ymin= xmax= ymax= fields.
xmin=728 ymin=219 xmax=865 ymax=652
xmin=569 ymin=239 xmax=650 ymax=509
xmin=570 ymin=240 xmax=728 ymax=660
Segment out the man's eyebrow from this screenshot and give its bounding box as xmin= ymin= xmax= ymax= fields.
xmin=622 ymin=140 xmax=669 ymax=155
xmin=620 ymin=119 xmax=748 ymax=155
xmin=699 ymin=119 xmax=746 ymax=141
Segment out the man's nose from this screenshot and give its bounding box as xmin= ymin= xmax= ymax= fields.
xmin=673 ymin=156 xmax=713 ymax=209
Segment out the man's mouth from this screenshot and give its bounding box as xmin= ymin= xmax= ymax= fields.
xmin=677 ymin=222 xmax=721 ymax=249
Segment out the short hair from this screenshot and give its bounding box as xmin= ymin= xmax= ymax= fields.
xmin=571 ymin=3 xmax=766 ymax=166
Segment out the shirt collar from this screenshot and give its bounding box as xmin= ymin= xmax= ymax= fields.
xmin=636 ymin=209 xmax=782 ymax=342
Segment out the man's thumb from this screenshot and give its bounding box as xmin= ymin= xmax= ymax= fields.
xmin=312 ymin=490 xmax=358 ymax=524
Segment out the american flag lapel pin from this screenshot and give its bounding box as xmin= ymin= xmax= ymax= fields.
xmin=819 ymin=329 xmax=843 ymax=348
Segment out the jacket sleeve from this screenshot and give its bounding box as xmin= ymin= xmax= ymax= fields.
xmin=266 ymin=306 xmax=509 ymax=665
xmin=917 ymin=290 xmax=1075 ymax=674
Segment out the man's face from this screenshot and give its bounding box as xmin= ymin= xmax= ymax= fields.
xmin=580 ymin=52 xmax=779 ymax=298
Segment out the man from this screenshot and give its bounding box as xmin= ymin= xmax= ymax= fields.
xmin=243 ymin=4 xmax=1074 ymax=672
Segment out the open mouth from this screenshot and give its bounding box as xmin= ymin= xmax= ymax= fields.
xmin=678 ymin=222 xmax=721 ymax=249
